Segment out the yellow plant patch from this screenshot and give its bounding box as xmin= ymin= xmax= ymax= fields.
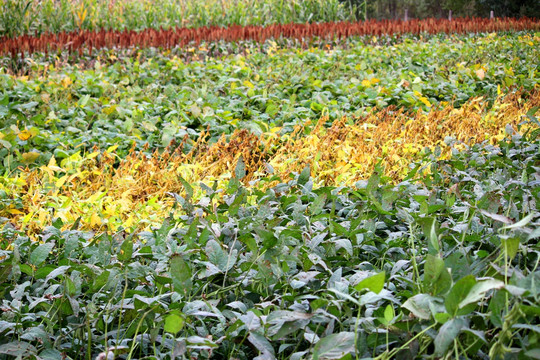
xmin=2 ymin=91 xmax=538 ymax=234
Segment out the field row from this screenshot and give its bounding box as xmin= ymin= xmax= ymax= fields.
xmin=1 ymin=0 xmax=354 ymax=39
xmin=1 ymin=90 xmax=537 ymax=233
xmin=4 ymin=17 xmax=540 ymax=58
xmin=1 ymin=33 xmax=538 ymax=174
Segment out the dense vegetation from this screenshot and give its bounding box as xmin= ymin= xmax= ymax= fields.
xmin=2 ymin=0 xmax=539 ymax=39
xmin=1 ymin=33 xmax=538 ymax=172
xmin=0 ymin=1 xmax=538 ymax=359
xmin=0 ymin=0 xmax=354 ymax=39
xmin=1 ymin=125 xmax=539 ymax=359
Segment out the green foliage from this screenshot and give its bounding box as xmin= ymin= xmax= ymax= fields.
xmin=0 ymin=0 xmax=356 ymax=38
xmin=0 ymin=130 xmax=538 ymax=359
xmin=1 ymin=32 xmax=538 ymax=172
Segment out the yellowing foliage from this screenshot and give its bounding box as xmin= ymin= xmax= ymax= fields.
xmin=2 ymin=91 xmax=538 ymax=234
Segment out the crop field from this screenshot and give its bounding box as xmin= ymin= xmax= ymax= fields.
xmin=0 ymin=2 xmax=539 ymax=359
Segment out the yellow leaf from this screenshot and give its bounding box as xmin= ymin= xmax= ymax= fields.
xmin=90 ymin=213 xmax=102 ymax=227
xmin=21 ymin=151 xmax=40 ymax=163
xmin=103 ymin=105 xmax=117 ymax=115
xmin=48 ymin=155 xmax=57 ymax=168
xmin=55 ymin=175 xmax=68 ymax=188
xmin=106 ymin=145 xmax=118 ymax=153
xmin=361 ymin=79 xmax=371 ymax=87
xmin=87 ymin=192 xmax=104 ymax=203
xmin=7 ymin=208 xmax=24 ymax=215
xmin=243 ymin=80 xmax=254 ymax=88
xmin=124 ymin=215 xmax=135 ymax=228
xmin=419 ymin=96 xmax=432 ymax=107
xmin=18 ymin=129 xmax=33 ymax=141
xmin=61 ymin=76 xmax=72 ymax=88
xmin=87 ymin=151 xmax=100 ymax=159
xmin=370 ymin=78 xmax=380 ymax=85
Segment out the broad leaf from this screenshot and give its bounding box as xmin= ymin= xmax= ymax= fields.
xmin=312 ymin=332 xmax=356 ymax=360
xmin=164 ymin=313 xmax=184 ymax=334
xmin=170 ymin=254 xmax=192 ymax=295
xmin=434 ymin=317 xmax=467 ymax=356
xmin=445 ymin=275 xmax=476 ymax=316
xmin=458 ymin=279 xmax=504 ymax=309
xmin=235 ymin=155 xmax=246 ymax=180
xmin=29 ymin=242 xmax=55 ymax=266
xmin=355 ymin=271 xmax=385 ymax=294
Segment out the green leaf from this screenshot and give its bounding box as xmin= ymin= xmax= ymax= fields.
xmin=310 ymin=193 xmax=326 ymax=215
xmin=402 ymin=294 xmax=438 ymax=320
xmin=255 ymin=228 xmax=278 ymax=251
xmin=0 ymin=265 xmax=12 ymax=284
xmin=178 ymin=175 xmax=194 ymax=200
xmin=0 ymin=341 xmax=37 ymax=357
xmin=384 ymin=304 xmax=395 ymax=323
xmin=312 ymin=332 xmax=356 ymax=360
xmin=29 ymin=242 xmax=55 ymax=266
xmin=235 ymin=155 xmax=246 ymax=180
xmin=39 ymin=348 xmax=64 ymax=360
xmin=445 ymin=275 xmax=476 ymax=316
xmin=298 ymin=165 xmax=310 ymax=186
xmin=434 ymin=318 xmax=467 ymax=356
xmin=0 ymin=139 xmax=11 ymax=149
xmin=366 ymin=169 xmax=380 ymax=195
xmin=267 ymin=311 xmax=312 ymax=339
xmin=502 ymin=236 xmax=520 ymax=260
xmin=354 ymin=271 xmax=385 ymax=294
xmin=78 ymin=94 xmax=90 ymax=107
xmin=524 ymin=348 xmax=540 ymax=360
xmin=248 ymin=332 xmax=275 ymax=359
xmin=118 ymin=238 xmax=133 ymax=262
xmin=170 ymin=254 xmax=192 ymax=296
xmin=500 ymin=213 xmax=534 ymax=230
xmin=458 ymin=279 xmax=504 ymax=309
xmin=423 ymin=254 xmax=451 ymax=295
xmin=206 ymin=239 xmax=228 ymax=272
xmin=164 ymin=313 xmax=184 ymax=334
xmin=92 ymin=270 xmax=110 ymax=291
xmin=418 ymin=217 xmax=439 ymax=253
xmin=265 ymin=100 xmax=279 ymax=117
xmin=65 ymin=276 xmax=77 ymax=297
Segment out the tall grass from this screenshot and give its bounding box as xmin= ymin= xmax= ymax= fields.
xmin=0 ymin=0 xmax=357 ymax=38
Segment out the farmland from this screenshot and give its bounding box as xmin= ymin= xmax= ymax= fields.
xmin=0 ymin=2 xmax=539 ymax=359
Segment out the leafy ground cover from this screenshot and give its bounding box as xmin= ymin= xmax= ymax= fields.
xmin=0 ymin=0 xmax=354 ymax=38
xmin=1 ymin=32 xmax=538 ymax=173
xmin=0 ymin=21 xmax=539 ymax=359
xmin=1 ymin=90 xmax=538 ymax=233
xmin=0 ymin=125 xmax=538 ymax=359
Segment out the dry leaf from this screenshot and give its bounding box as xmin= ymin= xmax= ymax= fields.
xmin=476 ymin=68 xmax=485 ymax=80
